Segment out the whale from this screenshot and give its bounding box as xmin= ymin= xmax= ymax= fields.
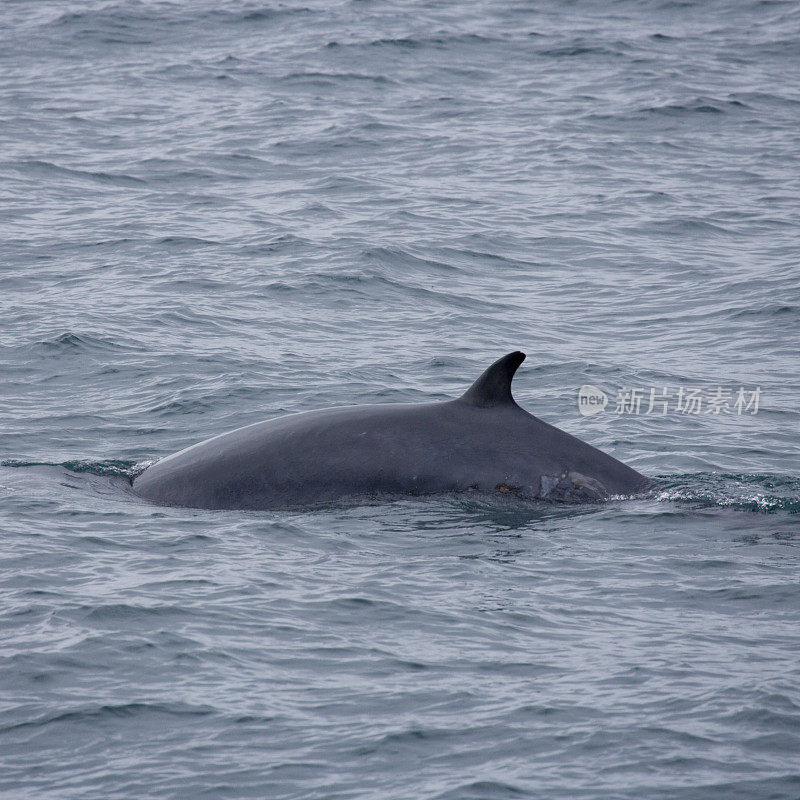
xmin=132 ymin=352 xmax=651 ymax=510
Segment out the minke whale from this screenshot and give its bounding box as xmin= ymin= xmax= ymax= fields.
xmin=132 ymin=352 xmax=651 ymax=510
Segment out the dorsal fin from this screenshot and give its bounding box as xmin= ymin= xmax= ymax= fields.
xmin=459 ymin=351 xmax=526 ymax=408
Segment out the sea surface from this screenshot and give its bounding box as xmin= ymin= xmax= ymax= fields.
xmin=1 ymin=1 xmax=799 ymax=798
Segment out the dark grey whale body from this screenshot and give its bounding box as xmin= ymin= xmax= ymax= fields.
xmin=133 ymin=352 xmax=650 ymax=510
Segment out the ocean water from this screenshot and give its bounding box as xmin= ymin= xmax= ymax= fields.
xmin=1 ymin=0 xmax=799 ymax=797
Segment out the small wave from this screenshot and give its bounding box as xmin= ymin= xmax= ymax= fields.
xmin=34 ymin=332 xmax=104 ymax=351
xmin=363 ymin=246 xmax=465 ymax=276
xmin=156 ymin=236 xmax=221 ymax=248
xmin=280 ymin=70 xmax=391 ymax=86
xmin=0 ymin=459 xmax=141 ymax=480
xmin=356 ymin=33 xmax=497 ymax=50
xmin=260 ymin=270 xmax=514 ymax=312
xmin=730 ymin=304 xmax=797 ymax=319
xmin=638 ymin=98 xmax=747 ymax=116
xmin=46 ymin=3 xmax=310 ymax=43
xmin=236 ymin=234 xmax=306 ymax=256
xmin=648 ymin=217 xmax=735 ymax=236
xmin=82 ymin=602 xmax=188 ymax=623
xmin=13 ymin=159 xmax=145 ymax=187
xmin=1 ymin=702 xmax=213 ymax=735
xmin=216 ymin=5 xmax=313 ymax=25
xmin=28 ymin=332 xmax=144 ymax=355
xmin=147 ymin=397 xmax=215 ymax=417
xmin=432 ymin=780 xmax=527 ymax=800
xmin=538 ymin=44 xmax=623 ymax=58
xmin=655 ymin=473 xmax=800 ymax=513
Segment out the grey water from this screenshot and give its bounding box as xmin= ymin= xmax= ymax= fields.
xmin=1 ymin=0 xmax=799 ymax=797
